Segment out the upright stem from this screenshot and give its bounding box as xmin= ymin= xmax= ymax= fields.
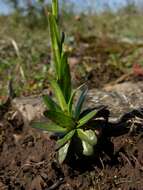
xmin=52 ymin=0 xmax=59 ymax=21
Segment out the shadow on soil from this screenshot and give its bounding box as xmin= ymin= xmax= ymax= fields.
xmin=0 ymin=101 xmax=143 ymax=190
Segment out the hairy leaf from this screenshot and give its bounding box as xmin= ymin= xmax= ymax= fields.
xmin=50 ymin=80 xmax=68 ymax=111
xmin=58 ymin=141 xmax=70 ymax=164
xmin=44 ymin=110 xmax=76 ymax=128
xmin=77 ymin=109 xmax=97 ymax=128
xmin=32 ymin=122 xmax=67 ymax=133
xmin=58 ymin=52 xmax=71 ymax=103
xmin=79 ymin=105 xmax=109 ymax=119
xmin=68 ymin=84 xmax=86 ymax=116
xmin=48 ymin=14 xmax=61 ymax=76
xmin=82 ymin=140 xmax=94 ymax=156
xmin=77 ymin=129 xmax=97 ymax=146
xmin=60 ymin=32 xmax=65 ymax=52
xmin=68 ymin=89 xmax=77 ymax=115
xmin=74 ymin=86 xmax=88 ymax=119
xmin=43 ymin=95 xmax=61 ymax=112
xmin=56 ymin=130 xmax=75 ymax=149
xmin=52 ymin=0 xmax=59 ymax=21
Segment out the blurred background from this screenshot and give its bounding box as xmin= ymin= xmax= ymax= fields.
xmin=0 ymin=0 xmax=143 ymax=100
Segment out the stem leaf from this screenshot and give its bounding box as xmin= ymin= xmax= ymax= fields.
xmin=44 ymin=110 xmax=76 ymax=128
xmin=74 ymin=86 xmax=88 ymax=119
xmin=43 ymin=95 xmax=61 ymax=112
xmin=56 ymin=130 xmax=75 ymax=149
xmin=77 ymin=129 xmax=97 ymax=146
xmin=32 ymin=122 xmax=67 ymax=133
xmin=77 ymin=109 xmax=97 ymax=128
xmin=50 ymin=79 xmax=68 ymax=111
xmin=58 ymin=52 xmax=71 ymax=103
xmin=82 ymin=140 xmax=94 ymax=156
xmin=58 ymin=141 xmax=70 ymax=164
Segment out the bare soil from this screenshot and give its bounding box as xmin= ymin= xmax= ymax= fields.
xmin=0 ymin=102 xmax=143 ymax=190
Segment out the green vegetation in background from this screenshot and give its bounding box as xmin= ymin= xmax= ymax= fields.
xmin=0 ymin=0 xmax=143 ymax=101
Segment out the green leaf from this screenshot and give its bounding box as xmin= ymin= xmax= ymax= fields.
xmin=44 ymin=110 xmax=76 ymax=128
xmin=52 ymin=0 xmax=59 ymax=21
xmin=51 ymin=15 xmax=60 ymax=47
xmin=60 ymin=32 xmax=65 ymax=51
xmin=43 ymin=95 xmax=61 ymax=112
xmin=68 ymin=89 xmax=77 ymax=115
xmin=56 ymin=130 xmax=75 ymax=149
xmin=32 ymin=122 xmax=67 ymax=133
xmin=58 ymin=52 xmax=71 ymax=103
xmin=48 ymin=14 xmax=61 ymax=76
xmin=77 ymin=109 xmax=97 ymax=128
xmin=50 ymin=80 xmax=68 ymax=111
xmin=82 ymin=140 xmax=94 ymax=156
xmin=74 ymin=86 xmax=88 ymax=119
xmin=77 ymin=129 xmax=97 ymax=146
xmin=58 ymin=141 xmax=70 ymax=164
xmin=68 ymin=84 xmax=86 ymax=116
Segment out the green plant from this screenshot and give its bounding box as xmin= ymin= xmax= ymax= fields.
xmin=33 ymin=0 xmax=98 ymax=164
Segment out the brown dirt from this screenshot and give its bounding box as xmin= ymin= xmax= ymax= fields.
xmin=0 ymin=105 xmax=143 ymax=190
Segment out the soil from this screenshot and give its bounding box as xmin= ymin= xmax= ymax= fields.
xmin=0 ymin=35 xmax=143 ymax=190
xmin=0 ymin=98 xmax=143 ymax=190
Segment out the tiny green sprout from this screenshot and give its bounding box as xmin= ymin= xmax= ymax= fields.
xmin=33 ymin=0 xmax=99 ymax=164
